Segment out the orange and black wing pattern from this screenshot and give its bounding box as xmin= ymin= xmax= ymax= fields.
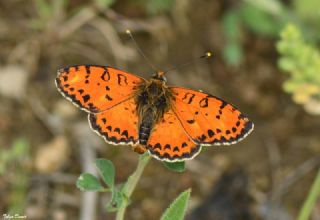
xmin=170 ymin=87 xmax=254 ymax=146
xmin=89 ymin=98 xmax=139 ymax=145
xmin=56 ymin=65 xmax=144 ymax=146
xmin=146 ymin=110 xmax=201 ymax=162
xmin=55 ymin=65 xmax=144 ymax=113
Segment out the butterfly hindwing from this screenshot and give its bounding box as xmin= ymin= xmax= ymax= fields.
xmin=89 ymin=98 xmax=139 ymax=146
xmin=56 ymin=65 xmax=144 ymax=113
xmin=171 ymin=87 xmax=254 ymax=146
xmin=146 ymin=110 xmax=201 ymax=162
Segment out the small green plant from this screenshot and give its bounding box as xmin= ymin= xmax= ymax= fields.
xmin=277 ymin=24 xmax=320 ymax=115
xmin=77 ymin=154 xmax=189 ymax=220
xmin=0 ymin=139 xmax=30 ymax=216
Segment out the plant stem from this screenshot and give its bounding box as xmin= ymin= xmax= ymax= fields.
xmin=297 ymin=169 xmax=320 ymax=220
xmin=116 ymin=153 xmax=151 ymax=220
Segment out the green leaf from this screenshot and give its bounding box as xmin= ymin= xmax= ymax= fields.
xmin=223 ymin=43 xmax=243 ymax=66
xmin=76 ymin=173 xmax=103 ymax=191
xmin=95 ymin=158 xmax=115 ymax=188
xmin=240 ymin=3 xmax=281 ymax=36
xmin=163 ymin=161 xmax=185 ymax=172
xmin=222 ymin=10 xmax=243 ymax=66
xmin=161 ymin=189 xmax=191 ymax=220
xmin=106 ymin=189 xmax=126 ymax=212
xmin=222 ymin=10 xmax=241 ymax=41
xmin=298 ymin=169 xmax=320 ymax=220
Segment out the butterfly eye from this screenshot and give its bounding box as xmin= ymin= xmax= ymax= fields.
xmin=152 ymin=72 xmax=167 ymax=82
xmin=162 ymin=76 xmax=167 ymax=82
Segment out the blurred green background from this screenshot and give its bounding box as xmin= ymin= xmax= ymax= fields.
xmin=0 ymin=0 xmax=319 ymax=219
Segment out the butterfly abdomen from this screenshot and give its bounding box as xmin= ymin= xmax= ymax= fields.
xmin=138 ymin=112 xmax=153 ymax=145
xmin=135 ymin=79 xmax=173 ymax=146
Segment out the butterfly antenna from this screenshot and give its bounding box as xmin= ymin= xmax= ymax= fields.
xmin=126 ymin=29 xmax=158 ymax=72
xmin=163 ymin=52 xmax=212 ymax=74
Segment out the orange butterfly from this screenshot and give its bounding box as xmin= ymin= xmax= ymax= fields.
xmin=56 ymin=64 xmax=254 ymax=162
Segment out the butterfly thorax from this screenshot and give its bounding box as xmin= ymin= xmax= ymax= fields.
xmin=135 ymin=77 xmax=173 ymax=145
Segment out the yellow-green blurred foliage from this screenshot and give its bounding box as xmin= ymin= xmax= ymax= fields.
xmin=277 ymin=24 xmax=320 ymax=115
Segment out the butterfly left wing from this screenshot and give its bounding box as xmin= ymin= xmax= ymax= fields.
xmin=89 ymin=97 xmax=139 ymax=146
xmin=146 ymin=109 xmax=201 ymax=162
xmin=56 ymin=65 xmax=144 ymax=113
xmin=170 ymin=87 xmax=254 ymax=146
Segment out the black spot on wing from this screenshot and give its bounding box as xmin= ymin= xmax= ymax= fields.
xmin=121 ymin=130 xmax=129 ymax=138
xmin=101 ymin=68 xmax=110 ymax=81
xmin=85 ymin=65 xmax=91 ymax=74
xmin=164 ymin=144 xmax=171 ymax=150
xmin=105 ymin=94 xmax=113 ymax=101
xmin=114 ymin=128 xmax=120 ymax=134
xmin=182 ymin=93 xmax=195 ymax=104
xmin=117 ymin=74 xmax=128 ymax=86
xmin=208 ymin=129 xmax=215 ymax=138
xmin=219 ymin=101 xmax=227 ymax=109
xmin=82 ymin=95 xmax=90 ymax=103
xmin=88 ymin=103 xmax=98 ymax=112
xmin=199 ymin=97 xmax=209 ymax=108
xmin=154 ymin=143 xmax=161 ymax=150
xmin=186 ymin=119 xmax=195 ymax=124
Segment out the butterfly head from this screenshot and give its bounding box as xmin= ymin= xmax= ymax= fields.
xmin=152 ymin=71 xmax=167 ymax=82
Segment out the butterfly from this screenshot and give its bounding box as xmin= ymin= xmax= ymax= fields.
xmin=55 ymin=65 xmax=254 ymax=162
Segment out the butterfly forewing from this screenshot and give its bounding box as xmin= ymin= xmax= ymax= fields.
xmin=170 ymin=87 xmax=254 ymax=146
xmin=55 ymin=65 xmax=145 ymax=113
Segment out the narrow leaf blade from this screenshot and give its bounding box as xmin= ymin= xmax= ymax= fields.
xmin=161 ymin=189 xmax=191 ymax=220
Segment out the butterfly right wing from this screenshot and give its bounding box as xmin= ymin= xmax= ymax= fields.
xmin=55 ymin=65 xmax=145 ymax=113
xmin=146 ymin=110 xmax=201 ymax=162
xmin=170 ymin=87 xmax=254 ymax=146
